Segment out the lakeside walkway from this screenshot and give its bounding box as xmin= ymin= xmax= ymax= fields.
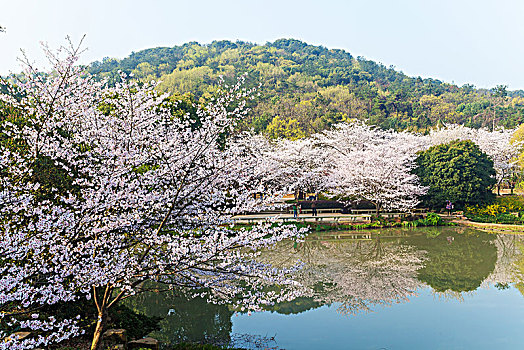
xmin=233 ymin=209 xmax=428 ymax=224
xmin=232 ymin=212 xmax=373 ymax=224
xmin=233 ymin=212 xmax=524 ymax=234
xmin=450 ymin=216 xmax=524 ymax=233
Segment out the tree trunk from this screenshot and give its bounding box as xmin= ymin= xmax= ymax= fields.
xmin=497 ymin=184 xmax=501 ymax=196
xmin=375 ymin=203 xmax=381 ymax=216
xmin=91 ymin=308 xmax=108 ymax=350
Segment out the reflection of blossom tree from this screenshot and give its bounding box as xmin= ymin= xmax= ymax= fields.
xmin=509 ymin=239 xmax=524 ymax=296
xmin=431 ymin=290 xmax=476 ymax=302
xmin=483 ymin=234 xmax=524 ymax=287
xmin=262 ymin=231 xmax=426 ymax=316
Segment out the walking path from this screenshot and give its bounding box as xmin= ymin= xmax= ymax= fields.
xmin=449 ymin=215 xmax=524 ymax=234
xmin=232 ymin=212 xmax=372 ymax=224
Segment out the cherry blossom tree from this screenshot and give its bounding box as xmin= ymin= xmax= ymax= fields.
xmin=236 ymin=134 xmax=296 ymax=200
xmin=268 ymin=137 xmax=331 ymax=200
xmin=316 ymin=122 xmax=427 ymax=214
xmin=0 ymin=40 xmax=305 ymax=350
xmin=474 ymin=128 xmax=523 ymax=195
xmin=427 ymin=123 xmax=475 ymax=146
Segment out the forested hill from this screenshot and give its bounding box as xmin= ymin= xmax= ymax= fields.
xmin=88 ymin=39 xmax=524 ymax=138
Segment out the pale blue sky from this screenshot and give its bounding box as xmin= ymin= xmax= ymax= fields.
xmin=1 ymin=0 xmax=524 ymax=89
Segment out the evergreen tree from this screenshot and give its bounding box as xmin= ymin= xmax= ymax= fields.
xmin=415 ymin=140 xmax=496 ymax=209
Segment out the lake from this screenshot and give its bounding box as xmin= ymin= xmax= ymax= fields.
xmin=127 ymin=227 xmax=524 ymax=349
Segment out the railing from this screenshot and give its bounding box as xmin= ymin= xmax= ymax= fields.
xmin=234 ymin=208 xmax=431 ymax=224
xmin=232 ymin=214 xmax=372 ymax=224
xmin=300 ymin=208 xmax=342 ymax=214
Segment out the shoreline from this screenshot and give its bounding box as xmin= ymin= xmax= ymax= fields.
xmin=449 ymin=216 xmax=524 ymax=234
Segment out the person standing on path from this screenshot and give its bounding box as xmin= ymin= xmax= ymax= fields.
xmin=446 ymin=200 xmax=453 ymax=216
xmin=311 ymin=202 xmax=317 ymax=216
xmin=293 ymin=204 xmax=298 ymax=218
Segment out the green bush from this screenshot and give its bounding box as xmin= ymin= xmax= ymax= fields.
xmin=423 ymin=213 xmax=443 ymax=226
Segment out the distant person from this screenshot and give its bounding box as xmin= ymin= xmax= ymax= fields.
xmin=293 ymin=204 xmax=298 ymax=218
xmin=311 ymin=202 xmax=318 ymax=216
xmin=446 ymin=200 xmax=453 ymax=216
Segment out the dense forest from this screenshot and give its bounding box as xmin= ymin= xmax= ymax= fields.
xmin=88 ymin=39 xmax=524 ymax=138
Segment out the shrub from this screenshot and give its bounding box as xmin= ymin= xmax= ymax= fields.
xmin=424 ymin=213 xmax=443 ymax=226
xmin=465 ymin=196 xmax=524 ymax=225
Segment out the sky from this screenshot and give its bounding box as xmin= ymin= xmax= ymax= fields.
xmin=1 ymin=0 xmax=524 ymax=89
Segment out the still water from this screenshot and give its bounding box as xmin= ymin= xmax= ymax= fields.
xmin=128 ymin=227 xmax=524 ymax=349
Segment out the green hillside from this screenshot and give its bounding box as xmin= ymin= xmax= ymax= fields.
xmin=88 ymin=39 xmax=524 ymax=137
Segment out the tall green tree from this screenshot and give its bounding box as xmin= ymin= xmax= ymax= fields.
xmin=415 ymin=140 xmax=496 ymax=209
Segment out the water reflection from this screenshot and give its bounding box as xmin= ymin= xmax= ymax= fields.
xmin=127 ymin=227 xmax=524 ymax=348
xmin=408 ymin=228 xmax=497 ymax=293
xmin=264 ymin=229 xmax=427 ymax=316
xmin=126 ymin=291 xmax=233 ymax=346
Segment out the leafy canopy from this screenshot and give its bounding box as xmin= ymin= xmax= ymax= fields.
xmin=415 ymin=140 xmax=496 ymax=209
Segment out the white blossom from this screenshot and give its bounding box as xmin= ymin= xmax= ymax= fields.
xmin=0 ymin=41 xmax=305 ymax=350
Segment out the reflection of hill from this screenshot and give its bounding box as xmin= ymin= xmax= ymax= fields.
xmin=407 ymin=228 xmax=497 ymax=292
xmin=125 ymin=290 xmax=233 ymax=346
